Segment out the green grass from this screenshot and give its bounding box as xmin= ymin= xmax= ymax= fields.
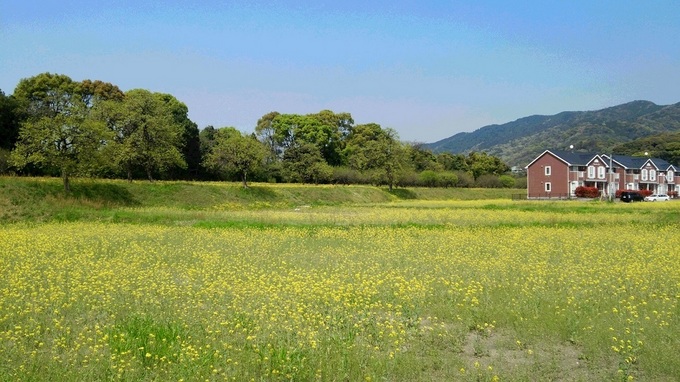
xmin=2 ymin=176 xmax=680 ymax=381
xmin=0 ymin=176 xmax=525 ymax=224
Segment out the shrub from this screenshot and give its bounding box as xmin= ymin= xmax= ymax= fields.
xmin=419 ymin=170 xmax=439 ymax=187
xmin=454 ymin=171 xmax=475 ymax=188
xmin=438 ymin=172 xmax=458 ymax=188
xmin=475 ymin=174 xmax=503 ymax=188
xmin=639 ymin=189 xmax=653 ymax=197
xmin=332 ymin=167 xmax=371 ymax=185
xmin=574 ymin=186 xmax=599 ymax=198
xmin=668 ymin=191 xmax=678 ymax=198
xmin=513 ymin=176 xmax=527 ymax=189
xmin=396 ymin=171 xmax=419 ymax=187
xmin=498 ymin=175 xmax=516 ymax=188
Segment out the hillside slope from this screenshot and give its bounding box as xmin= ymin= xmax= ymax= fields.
xmin=426 ymin=101 xmax=680 ymax=167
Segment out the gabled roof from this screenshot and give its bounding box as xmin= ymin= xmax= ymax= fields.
xmin=586 ymin=155 xmax=610 ymax=167
xmin=549 ymin=150 xmax=599 ymax=166
xmin=649 ymin=158 xmax=672 ymax=170
xmin=525 ymin=149 xmax=598 ymax=168
xmin=598 ymin=154 xmax=671 ymax=170
xmin=602 ymin=155 xmax=648 ymax=169
xmin=527 ymin=150 xmax=676 ymax=170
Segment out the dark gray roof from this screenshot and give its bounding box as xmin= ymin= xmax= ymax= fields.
xmin=603 ymin=154 xmax=671 ymax=170
xmin=548 ymin=150 xmax=600 ymax=166
xmin=534 ymin=150 xmax=672 ymax=170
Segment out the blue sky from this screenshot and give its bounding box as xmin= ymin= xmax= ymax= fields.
xmin=2 ymin=1 xmax=679 ymax=142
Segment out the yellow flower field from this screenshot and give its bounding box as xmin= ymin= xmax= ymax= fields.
xmin=1 ymin=201 xmax=679 ymax=381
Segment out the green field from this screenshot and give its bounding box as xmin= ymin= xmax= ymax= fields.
xmin=1 ymin=178 xmax=678 ymax=381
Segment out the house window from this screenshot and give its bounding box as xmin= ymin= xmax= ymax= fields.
xmin=650 ymin=170 xmax=656 ymax=181
xmin=545 ymin=166 xmax=551 ymax=176
xmin=588 ymin=166 xmax=595 ymax=178
xmin=669 ymin=171 xmax=674 ymax=182
xmin=597 ymin=166 xmax=606 ymax=179
xmin=641 ymin=169 xmax=648 ymax=181
xmin=545 ymin=182 xmax=551 ymax=192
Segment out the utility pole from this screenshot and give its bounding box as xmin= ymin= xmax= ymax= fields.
xmin=609 ymin=153 xmax=614 ymax=201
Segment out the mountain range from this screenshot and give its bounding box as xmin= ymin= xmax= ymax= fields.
xmin=425 ymin=100 xmax=680 ymax=167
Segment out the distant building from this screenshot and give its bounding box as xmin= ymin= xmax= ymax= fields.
xmin=525 ymin=150 xmax=678 ymax=199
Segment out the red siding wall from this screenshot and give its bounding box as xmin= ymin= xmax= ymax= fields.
xmin=527 ymin=153 xmax=569 ymax=198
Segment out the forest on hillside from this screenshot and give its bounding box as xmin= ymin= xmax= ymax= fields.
xmin=427 ymin=100 xmax=680 ymax=167
xmin=0 ymin=73 xmax=516 ymax=191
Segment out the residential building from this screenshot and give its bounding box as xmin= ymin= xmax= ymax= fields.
xmin=525 ymin=150 xmax=679 ymax=199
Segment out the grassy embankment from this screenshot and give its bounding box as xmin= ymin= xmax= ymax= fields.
xmin=0 ymin=176 xmax=523 ymax=225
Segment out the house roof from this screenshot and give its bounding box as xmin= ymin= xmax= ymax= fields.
xmin=527 ymin=150 xmax=674 ymax=170
xmin=525 ymin=150 xmax=598 ymax=168
xmin=602 ymin=154 xmax=672 ymax=170
xmin=550 ymin=150 xmax=603 ymax=166
xmin=586 ymin=155 xmax=610 ymax=167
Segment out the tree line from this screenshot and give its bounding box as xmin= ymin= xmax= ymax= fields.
xmin=0 ymin=73 xmax=517 ymax=191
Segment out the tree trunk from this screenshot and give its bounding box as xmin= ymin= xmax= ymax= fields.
xmin=146 ymin=166 xmax=154 ymax=182
xmin=241 ymin=171 xmax=248 ymax=188
xmin=63 ymin=173 xmax=70 ymax=192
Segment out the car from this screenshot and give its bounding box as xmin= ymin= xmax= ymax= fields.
xmin=620 ymin=191 xmax=644 ymax=203
xmin=644 ymin=194 xmax=670 ymax=202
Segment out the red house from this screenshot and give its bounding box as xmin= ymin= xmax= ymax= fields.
xmin=525 ymin=150 xmax=679 ymax=199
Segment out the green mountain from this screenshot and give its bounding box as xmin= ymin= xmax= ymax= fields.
xmin=426 ymin=100 xmax=680 ymax=167
xmin=612 ymin=131 xmax=680 ymax=165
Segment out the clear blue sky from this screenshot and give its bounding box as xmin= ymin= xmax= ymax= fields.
xmin=2 ymin=0 xmax=679 ymax=142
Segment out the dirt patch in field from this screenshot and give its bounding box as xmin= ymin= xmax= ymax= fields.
xmin=459 ymin=329 xmax=604 ymax=381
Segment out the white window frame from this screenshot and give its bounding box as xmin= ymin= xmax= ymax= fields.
xmin=641 ymin=169 xmax=648 ymax=181
xmin=545 ymin=182 xmax=551 ymax=192
xmin=650 ymin=169 xmax=656 ymax=181
xmin=544 ymin=166 xmax=551 ymax=176
xmin=668 ymin=171 xmax=674 ymax=182
xmin=597 ymin=166 xmax=606 ymax=179
xmin=588 ymin=166 xmax=595 ymax=179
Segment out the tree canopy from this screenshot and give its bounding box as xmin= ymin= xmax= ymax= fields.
xmin=10 ymin=73 xmax=113 ymax=191
xmin=203 ymin=127 xmax=265 ymax=187
xmin=2 ymin=72 xmax=516 ymax=189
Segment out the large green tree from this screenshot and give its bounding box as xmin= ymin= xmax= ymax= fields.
xmin=282 ymin=142 xmax=333 ymax=184
xmin=203 ymin=127 xmax=265 ymax=187
xmin=436 ymin=152 xmax=469 ymax=172
xmin=343 ymin=123 xmax=385 ymax=171
xmin=11 ymin=73 xmax=114 ymax=191
xmin=345 ymin=124 xmax=407 ymax=191
xmin=103 ymin=89 xmax=186 ymax=181
xmin=0 ymin=89 xmax=22 ymax=151
xmin=311 ymin=110 xmax=353 ymax=166
xmin=407 ymin=143 xmax=442 ymax=172
xmin=157 ymin=93 xmax=201 ymax=179
xmin=255 ymin=110 xmax=354 ymax=167
xmin=255 ymin=111 xmax=282 ymax=164
xmin=466 ymin=152 xmax=509 ymax=179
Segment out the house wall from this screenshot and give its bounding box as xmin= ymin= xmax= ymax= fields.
xmin=587 ymin=157 xmax=608 ymax=183
xmin=527 ymin=153 xmax=569 ymax=198
xmin=639 ymin=163 xmax=658 ymax=192
xmin=614 ymin=168 xmax=626 ymax=190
